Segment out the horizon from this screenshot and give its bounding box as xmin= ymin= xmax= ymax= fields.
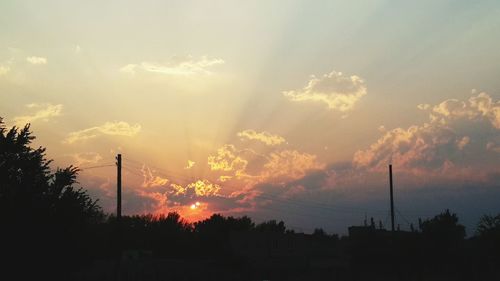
xmin=1 ymin=0 xmax=500 ymax=236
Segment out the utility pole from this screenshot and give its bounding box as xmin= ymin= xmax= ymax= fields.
xmin=116 ymin=154 xmax=122 ymax=221
xmin=115 ymin=154 xmax=122 ymax=280
xmin=389 ymin=164 xmax=395 ymax=232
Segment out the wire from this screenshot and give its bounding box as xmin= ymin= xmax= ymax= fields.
xmin=79 ymin=164 xmax=115 ymax=171
xmin=122 ymin=164 xmax=197 ymax=184
xmin=396 ymin=208 xmax=413 ymax=228
xmin=256 ymin=193 xmax=388 ymax=215
xmin=122 ymin=158 xmax=199 ymax=182
xmin=122 ymin=166 xmax=144 ymax=178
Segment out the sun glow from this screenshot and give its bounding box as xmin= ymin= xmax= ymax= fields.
xmin=190 ymin=201 xmax=201 ymax=210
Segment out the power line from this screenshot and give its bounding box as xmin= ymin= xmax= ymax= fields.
xmin=79 ymin=163 xmax=115 ymax=171
xmin=122 ymin=164 xmax=198 ymax=184
xmin=122 ymin=158 xmax=199 ymax=182
xmin=256 ymin=193 xmax=388 ymax=215
xmin=122 ymin=166 xmax=144 ymax=178
xmin=396 ymin=208 xmax=413 ymax=227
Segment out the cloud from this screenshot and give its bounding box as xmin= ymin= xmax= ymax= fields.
xmin=259 ymin=150 xmax=325 ymax=183
xmin=26 ymin=56 xmax=47 ymax=65
xmin=64 ymin=121 xmax=141 ymax=144
xmin=187 ymin=180 xmax=221 ymax=196
xmin=486 ymin=141 xmax=500 ymax=153
xmin=13 ymin=103 xmax=63 ymax=125
xmin=0 ymin=65 xmax=10 ymax=76
xmin=208 ymin=144 xmax=248 ymax=176
xmin=353 ymin=92 xmax=500 ymax=174
xmin=120 ymin=55 xmax=224 ymax=76
xmin=283 ymin=70 xmax=367 ymax=112
xmin=417 ymin=104 xmax=431 ymax=110
xmin=428 ymin=92 xmax=500 ymax=129
xmin=141 ymin=165 xmax=169 ymax=188
xmin=237 ymin=129 xmax=285 ymax=146
xmin=185 ymin=160 xmax=196 ymax=169
xmin=456 ymin=136 xmax=470 ymax=150
xmin=206 ymin=142 xmax=324 ymax=192
xmin=134 ymin=189 xmax=170 ymax=215
xmin=72 ymin=152 xmax=103 ymax=166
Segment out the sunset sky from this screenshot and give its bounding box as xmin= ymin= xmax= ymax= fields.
xmin=1 ymin=0 xmax=499 ymax=234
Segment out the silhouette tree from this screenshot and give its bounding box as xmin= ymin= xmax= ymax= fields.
xmin=419 ymin=209 xmax=466 ymax=270
xmin=255 ymin=219 xmax=286 ymax=233
xmin=313 ymin=228 xmax=327 ymax=237
xmin=476 ymin=214 xmax=500 ymax=262
xmin=421 ymin=209 xmax=466 ymax=241
xmin=477 ymin=214 xmax=500 ymax=237
xmin=0 ymin=119 xmax=103 ymax=278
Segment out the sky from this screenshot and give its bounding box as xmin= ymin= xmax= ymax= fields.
xmin=1 ymin=0 xmax=499 ymax=235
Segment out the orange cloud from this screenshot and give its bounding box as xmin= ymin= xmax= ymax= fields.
xmin=259 ymin=150 xmax=325 ymax=183
xmin=237 ymin=129 xmax=285 ymax=146
xmin=187 ymin=180 xmax=221 ymax=196
xmin=184 ymin=160 xmax=196 ymax=169
xmin=207 ymin=144 xmax=248 ymax=176
xmin=141 ymin=165 xmax=169 ymax=188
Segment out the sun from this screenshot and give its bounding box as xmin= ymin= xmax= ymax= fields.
xmin=190 ymin=201 xmax=201 ymax=210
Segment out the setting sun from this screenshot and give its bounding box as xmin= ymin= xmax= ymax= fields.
xmin=190 ymin=202 xmax=201 ymax=210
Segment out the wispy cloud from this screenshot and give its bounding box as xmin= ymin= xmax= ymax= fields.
xmin=237 ymin=129 xmax=285 ymax=146
xmin=283 ymin=70 xmax=367 ymax=112
xmin=71 ymin=152 xmax=103 ymax=166
xmin=185 ymin=160 xmax=196 ymax=169
xmin=0 ymin=65 xmax=10 ymax=76
xmin=120 ymin=55 xmax=224 ymax=76
xmin=64 ymin=121 xmax=141 ymax=144
xmin=141 ymin=165 xmax=169 ymax=188
xmin=13 ymin=103 xmax=62 ymax=125
xmin=26 ymin=56 xmax=47 ymax=65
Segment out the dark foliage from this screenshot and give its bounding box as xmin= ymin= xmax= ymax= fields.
xmin=0 ymin=118 xmax=103 ymax=279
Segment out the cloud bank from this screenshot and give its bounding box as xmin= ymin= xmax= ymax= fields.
xmin=354 ymin=92 xmax=500 ymax=176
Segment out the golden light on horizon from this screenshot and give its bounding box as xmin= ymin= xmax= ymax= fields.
xmin=190 ymin=201 xmax=201 ymax=210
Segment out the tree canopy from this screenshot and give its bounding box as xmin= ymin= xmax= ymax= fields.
xmin=0 ymin=118 xmax=103 ymax=279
